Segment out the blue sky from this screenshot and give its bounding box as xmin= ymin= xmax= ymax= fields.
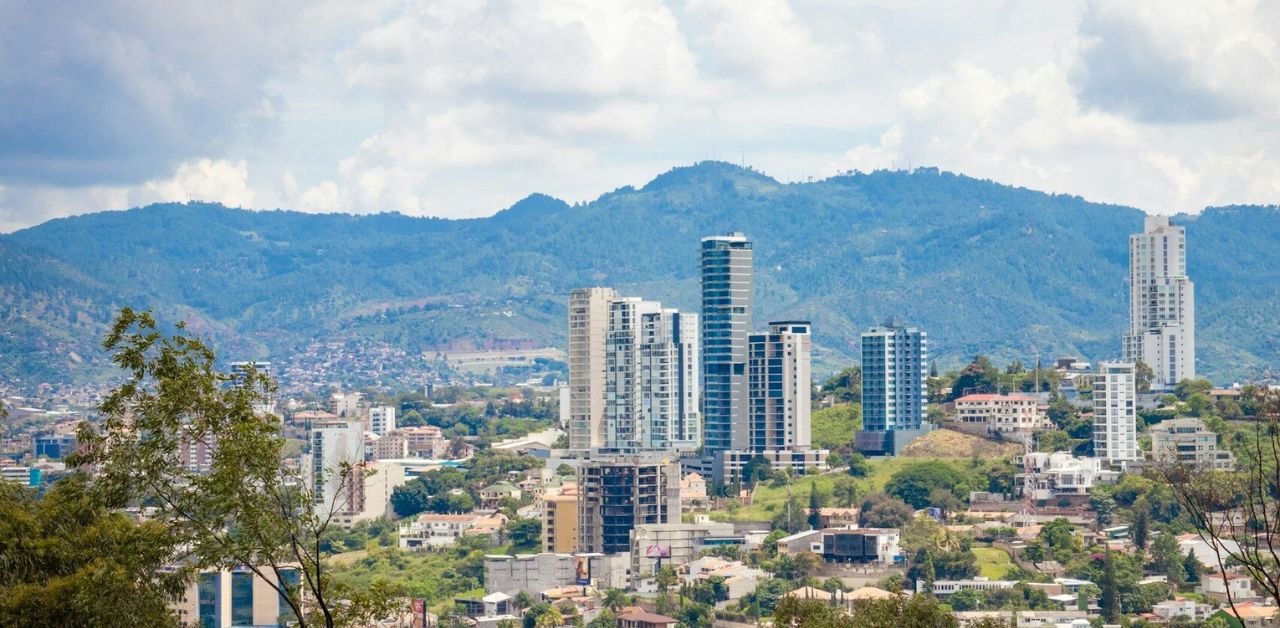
xmin=2 ymin=0 xmax=1278 ymax=232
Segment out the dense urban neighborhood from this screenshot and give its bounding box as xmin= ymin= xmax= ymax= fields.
xmin=4 ymin=216 xmax=1279 ymax=628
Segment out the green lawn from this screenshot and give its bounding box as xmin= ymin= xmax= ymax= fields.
xmin=973 ymin=547 xmax=1013 ymax=580
xmin=710 ymin=456 xmax=965 ymax=522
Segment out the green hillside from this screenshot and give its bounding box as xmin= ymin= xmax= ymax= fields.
xmin=1 ymin=162 xmax=1276 ymax=387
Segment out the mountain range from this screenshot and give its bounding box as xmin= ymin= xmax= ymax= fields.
xmin=2 ymin=161 xmax=1278 ymax=388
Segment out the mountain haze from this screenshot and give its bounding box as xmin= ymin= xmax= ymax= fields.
xmin=2 ymin=162 xmax=1277 ymax=387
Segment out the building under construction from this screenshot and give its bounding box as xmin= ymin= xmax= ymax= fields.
xmin=578 ymin=457 xmax=681 ymax=555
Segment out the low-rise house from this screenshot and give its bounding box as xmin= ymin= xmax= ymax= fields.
xmin=454 ymin=592 xmax=518 ymax=628
xmin=954 ymin=393 xmax=1051 ymax=434
xmin=1152 ymin=598 xmax=1212 ymax=622
xmin=398 ymin=512 xmax=508 ymax=549
xmin=1018 ymin=452 xmax=1120 ymax=499
xmin=783 ymin=587 xmax=855 ymax=613
xmin=816 ymin=507 xmax=860 ymax=528
xmin=1222 ymin=602 xmax=1279 ymax=628
xmin=1202 ymin=571 xmax=1261 ymax=603
xmin=617 ymin=610 xmax=678 ymax=628
xmin=1149 ymin=417 xmax=1236 ymax=470
xmin=775 ymin=527 xmax=902 ymax=565
xmin=479 ymin=481 xmax=521 ymax=508
xmin=921 ymin=577 xmax=1017 ymax=597
xmin=679 ymin=557 xmax=766 ymax=600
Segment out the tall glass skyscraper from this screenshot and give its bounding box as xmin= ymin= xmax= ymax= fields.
xmin=700 ymin=232 xmax=753 ymax=457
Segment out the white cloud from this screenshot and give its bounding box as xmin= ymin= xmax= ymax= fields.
xmin=4 ymin=0 xmax=1280 ymax=231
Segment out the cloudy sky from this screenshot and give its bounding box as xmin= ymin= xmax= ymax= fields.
xmin=2 ymin=0 xmax=1278 ymax=232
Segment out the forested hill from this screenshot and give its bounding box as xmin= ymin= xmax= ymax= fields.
xmin=2 ymin=161 xmax=1278 ymax=387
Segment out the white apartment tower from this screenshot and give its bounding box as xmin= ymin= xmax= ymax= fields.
xmin=746 ymin=321 xmax=813 ymax=451
xmin=368 ymin=406 xmax=396 ymax=436
xmin=1123 ymin=215 xmax=1195 ymax=390
xmin=569 ymin=287 xmax=619 ymax=450
xmin=603 ymin=298 xmax=700 ymax=452
xmin=1093 ymin=362 xmax=1138 ymax=465
xmin=310 ymin=420 xmax=366 ymax=513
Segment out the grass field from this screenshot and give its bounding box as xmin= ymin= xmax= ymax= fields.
xmin=973 ymin=547 xmax=1013 ymax=579
xmin=710 ymin=455 xmax=970 ymax=522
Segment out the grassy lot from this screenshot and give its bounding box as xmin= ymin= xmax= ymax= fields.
xmin=973 ymin=547 xmax=1013 ymax=579
xmin=710 ymin=456 xmax=969 ymax=522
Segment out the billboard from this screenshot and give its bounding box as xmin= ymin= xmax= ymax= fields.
xmin=574 ymin=556 xmax=591 ymax=585
xmin=644 ymin=545 xmax=671 ymax=558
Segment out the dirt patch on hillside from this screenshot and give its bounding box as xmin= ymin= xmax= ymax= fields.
xmin=899 ymin=429 xmax=1021 ymax=459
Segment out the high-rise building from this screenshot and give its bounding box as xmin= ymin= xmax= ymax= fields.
xmin=1123 ymin=215 xmax=1195 ymax=390
xmin=368 ymin=406 xmax=396 ymax=436
xmin=718 ymin=321 xmax=827 ymax=482
xmin=856 ymin=322 xmax=929 ymax=455
xmin=171 ymin=566 xmax=301 ymax=628
xmin=604 ymin=298 xmax=700 ymax=452
xmin=578 ymin=457 xmax=681 ymax=555
xmin=569 ymin=287 xmax=620 ymax=450
xmin=1093 ymin=362 xmax=1138 ymax=466
xmin=701 ymin=233 xmax=753 ymax=460
xmin=542 ymin=484 xmax=580 ymax=553
xmin=746 ymin=321 xmax=813 ymax=452
xmin=861 ymin=323 xmax=928 ymax=431
xmin=309 ymin=420 xmax=365 ymax=514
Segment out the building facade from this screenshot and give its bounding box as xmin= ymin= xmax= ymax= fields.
xmin=543 ymin=485 xmax=580 ymax=553
xmin=604 ymin=298 xmax=700 ymax=452
xmin=700 ymin=233 xmax=753 ymax=462
xmin=718 ymin=321 xmax=826 ymax=481
xmin=630 ymin=521 xmax=736 ymax=581
xmin=953 ymin=393 xmax=1050 ymax=434
xmin=569 ymin=287 xmax=620 ymax=451
xmin=1149 ymin=417 xmax=1235 ymax=470
xmin=368 ymin=406 xmax=396 ymax=436
xmin=1093 ymin=362 xmax=1138 ymax=465
xmin=861 ymin=322 xmax=928 ymax=431
xmin=1123 ymin=215 xmax=1195 ymax=390
xmin=578 ymin=457 xmax=681 ymax=555
xmin=170 ymin=566 xmax=301 ymax=628
xmin=309 ymin=419 xmax=366 ymax=514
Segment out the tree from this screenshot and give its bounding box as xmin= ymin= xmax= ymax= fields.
xmin=507 ymin=518 xmax=541 ymax=551
xmin=951 ymin=355 xmax=1000 ymax=399
xmin=391 ymin=481 xmax=431 ymax=517
xmin=948 ymin=588 xmax=984 ymax=611
xmin=1158 ymin=387 xmax=1280 ymax=612
xmin=602 ymin=588 xmax=631 ymax=612
xmin=1150 ymin=532 xmax=1185 ymax=588
xmin=846 ymin=452 xmax=871 ymax=477
xmin=555 ymin=464 xmax=575 ymax=477
xmin=0 ymin=475 xmax=187 ymax=626
xmin=656 ymin=565 xmax=677 ymax=595
xmin=928 ymin=488 xmax=962 ymax=520
xmin=1132 ymin=504 xmax=1149 ymax=551
xmin=1101 ymin=551 xmax=1120 ymax=623
xmin=742 ymin=455 xmax=772 ymax=488
xmin=885 ymin=461 xmax=972 ymax=509
xmin=829 ymin=477 xmax=858 ymax=509
xmin=76 ymin=309 xmax=398 ymax=627
xmin=1183 ymin=548 xmax=1201 ymax=585
xmin=859 ymin=493 xmax=915 ymax=529
xmin=1134 ymin=361 xmax=1154 ymax=393
xmin=808 ymin=481 xmax=822 ymax=530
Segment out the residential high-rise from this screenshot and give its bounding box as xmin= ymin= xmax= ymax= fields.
xmin=604 ymin=298 xmax=700 ymax=452
xmin=569 ymin=287 xmax=619 ymax=450
xmin=578 ymin=457 xmax=681 ymax=555
xmin=747 ymin=322 xmax=813 ymax=451
xmin=310 ymin=420 xmax=366 ymax=513
xmin=542 ymin=485 xmax=580 ymax=553
xmin=1123 ymin=215 xmax=1195 ymax=390
xmin=701 ymin=233 xmax=753 ymax=459
xmin=860 ymin=323 xmax=928 ymax=431
xmin=718 ymin=321 xmax=826 ymax=482
xmin=368 ymin=406 xmax=396 ymax=436
xmin=856 ymin=322 xmax=929 ymax=455
xmin=1093 ymin=362 xmax=1138 ymax=466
